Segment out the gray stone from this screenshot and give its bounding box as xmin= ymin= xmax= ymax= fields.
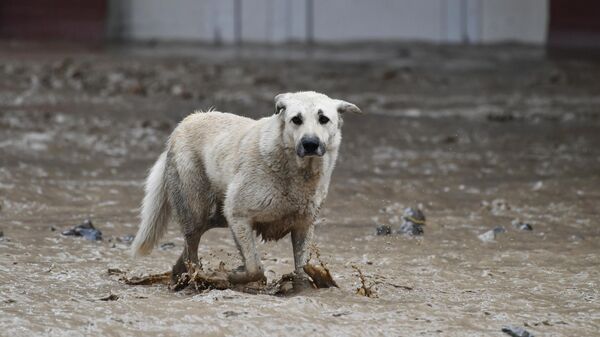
xmin=502 ymin=325 xmax=535 ymax=337
xmin=478 ymin=226 xmax=505 ymax=242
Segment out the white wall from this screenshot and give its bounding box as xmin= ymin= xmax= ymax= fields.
xmin=480 ymin=0 xmax=548 ymax=44
xmin=109 ymin=0 xmax=549 ymax=45
xmin=313 ymin=0 xmax=446 ymax=42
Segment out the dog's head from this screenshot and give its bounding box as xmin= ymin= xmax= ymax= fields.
xmin=274 ymin=91 xmax=361 ymax=158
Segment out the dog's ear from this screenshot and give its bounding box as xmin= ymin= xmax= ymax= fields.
xmin=336 ymin=100 xmax=362 ymax=114
xmin=274 ymin=93 xmax=289 ymax=115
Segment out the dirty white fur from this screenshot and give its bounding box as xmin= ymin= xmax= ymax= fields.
xmin=131 ymin=91 xmax=361 ymax=284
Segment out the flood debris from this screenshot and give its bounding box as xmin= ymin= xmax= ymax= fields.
xmin=99 ymin=294 xmax=119 ymax=301
xmin=116 ymin=234 xmax=135 ymax=244
xmin=119 ymin=245 xmax=339 ymax=295
xmin=376 ymin=224 xmax=392 ymax=236
xmin=61 ymin=219 xmax=102 ymax=241
xmin=352 ymin=265 xmax=376 ymax=298
xmin=375 ymin=206 xmax=426 ymax=236
xmin=478 ymin=226 xmax=506 ymax=242
xmin=121 ymin=271 xmax=172 ymax=286
xmin=159 ymin=242 xmax=175 ymax=250
xmin=512 ymin=220 xmax=533 ymax=231
xmin=303 ymin=246 xmax=338 ymax=289
xmin=502 ymin=325 xmax=535 ymax=337
xmin=398 ymin=207 xmax=425 ymax=236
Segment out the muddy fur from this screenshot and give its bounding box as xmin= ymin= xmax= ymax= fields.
xmin=131 ymin=91 xmax=361 ymax=284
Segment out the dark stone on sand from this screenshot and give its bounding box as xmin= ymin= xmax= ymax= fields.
xmin=117 ymin=234 xmax=135 ymax=244
xmin=478 ymin=226 xmax=506 ymax=242
xmin=61 ymin=219 xmax=102 ymax=241
xmin=0 ymin=230 xmax=3 ymax=238
xmin=512 ymin=220 xmax=533 ymax=231
xmin=160 ymin=242 xmax=175 ymax=250
xmin=502 ymin=325 xmax=535 ymax=337
xmin=398 ymin=207 xmax=425 ymax=236
xmin=376 ymin=224 xmax=391 ymax=236
xmin=398 ymin=222 xmax=424 ymax=236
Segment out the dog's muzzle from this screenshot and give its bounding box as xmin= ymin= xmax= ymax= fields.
xmin=297 ymin=136 xmax=325 ymax=158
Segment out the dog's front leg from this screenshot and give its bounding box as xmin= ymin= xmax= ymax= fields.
xmin=291 ymin=224 xmax=314 ymax=275
xmin=228 ymin=217 xmax=265 ymax=284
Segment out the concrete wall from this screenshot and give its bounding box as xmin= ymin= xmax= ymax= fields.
xmin=109 ymin=0 xmax=549 ymax=44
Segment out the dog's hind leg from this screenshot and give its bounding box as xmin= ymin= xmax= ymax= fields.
xmin=165 ymin=151 xmax=211 ymax=288
xmin=171 ymin=225 xmax=206 ymax=289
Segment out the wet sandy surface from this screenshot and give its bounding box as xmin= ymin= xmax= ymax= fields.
xmin=1 ymin=41 xmax=599 ymax=336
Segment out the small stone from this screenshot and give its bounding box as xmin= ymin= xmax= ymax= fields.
xmin=403 ymin=207 xmax=426 ymax=223
xmin=398 ymin=222 xmax=424 ymax=236
xmin=512 ymin=220 xmax=533 ymax=231
xmin=398 ymin=207 xmax=425 ymax=236
xmin=0 ymin=230 xmax=3 ymax=238
xmin=61 ymin=219 xmax=102 ymax=241
xmin=502 ymin=325 xmax=535 ymax=337
xmin=160 ymin=242 xmax=175 ymax=250
xmin=478 ymin=226 xmax=505 ymax=242
xmin=376 ymin=224 xmax=391 ymax=236
xmin=117 ymin=234 xmax=135 ymax=244
xmin=99 ymin=294 xmax=119 ymax=301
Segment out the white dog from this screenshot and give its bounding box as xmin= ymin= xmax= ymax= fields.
xmin=131 ymin=91 xmax=361 ymax=285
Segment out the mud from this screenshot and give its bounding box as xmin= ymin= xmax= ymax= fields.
xmin=0 ymin=41 xmax=599 ymax=336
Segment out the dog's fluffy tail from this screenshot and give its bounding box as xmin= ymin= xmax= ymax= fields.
xmin=131 ymin=151 xmax=171 ymax=257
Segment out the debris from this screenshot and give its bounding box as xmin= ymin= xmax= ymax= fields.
xmin=352 ymin=265 xmax=376 ymax=297
xmin=117 ymin=234 xmax=135 ymax=244
xmin=512 ymin=220 xmax=533 ymax=231
xmin=501 ymin=325 xmax=535 ymax=337
xmin=303 ymin=245 xmax=338 ymax=289
xmin=121 ymin=271 xmax=172 ymax=286
xmin=61 ymin=219 xmax=102 ymax=241
xmin=376 ymin=224 xmax=391 ymax=236
xmin=398 ymin=207 xmax=425 ymax=236
xmin=120 ymin=245 xmax=339 ymax=295
xmin=159 ymin=242 xmax=175 ymax=250
xmin=99 ymin=294 xmax=119 ymax=301
xmin=304 ymin=264 xmax=338 ymax=288
xmin=478 ymin=226 xmax=506 ymax=242
xmin=107 ymin=268 xmax=125 ymax=276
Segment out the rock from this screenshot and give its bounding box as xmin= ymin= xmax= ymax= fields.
xmin=502 ymin=325 xmax=535 ymax=337
xmin=61 ymin=219 xmax=102 ymax=241
xmin=397 ymin=207 xmax=425 ymax=236
xmin=159 ymin=242 xmax=175 ymax=250
xmin=398 ymin=221 xmax=424 ymax=236
xmin=478 ymin=226 xmax=505 ymax=242
xmin=512 ymin=220 xmax=533 ymax=231
xmin=0 ymin=230 xmax=3 ymax=239
xmin=376 ymin=224 xmax=391 ymax=236
xmin=99 ymin=294 xmax=119 ymax=301
xmin=117 ymin=234 xmax=135 ymax=244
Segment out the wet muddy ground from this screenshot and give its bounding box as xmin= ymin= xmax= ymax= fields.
xmin=0 ymin=41 xmax=599 ymax=336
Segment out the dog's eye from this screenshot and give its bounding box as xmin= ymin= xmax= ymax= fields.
xmin=318 ymin=115 xmax=330 ymax=124
xmin=291 ymin=116 xmax=303 ymax=125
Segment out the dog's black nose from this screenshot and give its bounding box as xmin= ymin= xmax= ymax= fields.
xmin=302 ymin=137 xmax=320 ymax=154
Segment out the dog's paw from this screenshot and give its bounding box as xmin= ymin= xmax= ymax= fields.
xmin=228 ymin=270 xmax=266 ymax=285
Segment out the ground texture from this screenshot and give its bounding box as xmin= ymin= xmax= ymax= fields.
xmin=0 ymin=41 xmax=599 ymax=336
